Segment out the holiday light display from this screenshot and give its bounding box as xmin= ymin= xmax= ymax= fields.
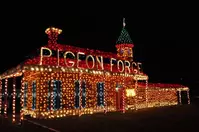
xmin=126 ymin=89 xmax=136 ymax=97
xmin=116 ymin=18 xmax=134 ymax=61
xmin=0 ymin=19 xmax=190 ymax=122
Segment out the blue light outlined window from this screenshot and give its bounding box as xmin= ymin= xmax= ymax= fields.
xmin=32 ymin=81 xmax=36 ymax=110
xmin=52 ymin=80 xmax=61 ymax=110
xmin=74 ymin=80 xmax=80 ymax=108
xmin=97 ymin=82 xmax=104 ymax=107
xmin=81 ymin=80 xmax=86 ymax=108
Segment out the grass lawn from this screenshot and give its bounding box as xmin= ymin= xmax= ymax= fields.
xmin=1 ymin=103 xmax=199 ymax=132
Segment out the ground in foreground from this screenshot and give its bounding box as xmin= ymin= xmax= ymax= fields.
xmin=0 ymin=103 xmax=199 ymax=132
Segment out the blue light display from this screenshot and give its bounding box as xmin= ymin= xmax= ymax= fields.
xmin=32 ymin=81 xmax=36 ymax=110
xmin=81 ymin=81 xmax=86 ymax=108
xmin=74 ymin=80 xmax=80 ymax=108
xmin=53 ymin=80 xmax=61 ymax=110
xmin=97 ymin=82 xmax=104 ymax=107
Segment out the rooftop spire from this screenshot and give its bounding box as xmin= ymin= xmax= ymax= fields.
xmin=123 ymin=18 xmax=126 ymax=27
xmin=116 ymin=18 xmax=133 ymax=44
xmin=45 ymin=27 xmax=62 ymax=45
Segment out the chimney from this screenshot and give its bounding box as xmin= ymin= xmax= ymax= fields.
xmin=45 ymin=27 xmax=62 ymax=45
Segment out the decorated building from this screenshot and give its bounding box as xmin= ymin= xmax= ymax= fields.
xmin=0 ymin=19 xmax=190 ymax=123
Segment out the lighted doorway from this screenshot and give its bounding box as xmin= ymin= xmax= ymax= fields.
xmin=115 ymin=85 xmax=124 ymax=111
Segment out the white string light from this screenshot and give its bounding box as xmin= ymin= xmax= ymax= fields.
xmin=12 ymin=76 xmax=16 ymax=122
xmin=4 ymin=78 xmax=8 ymax=118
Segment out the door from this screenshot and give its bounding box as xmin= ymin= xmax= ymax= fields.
xmin=116 ymin=88 xmax=124 ymax=111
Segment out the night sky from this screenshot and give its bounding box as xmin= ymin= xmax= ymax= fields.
xmin=1 ymin=4 xmax=197 ymax=94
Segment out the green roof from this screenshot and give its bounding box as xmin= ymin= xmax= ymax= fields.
xmin=116 ymin=27 xmax=133 ymax=44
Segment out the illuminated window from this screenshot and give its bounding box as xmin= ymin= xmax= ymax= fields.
xmin=74 ymin=80 xmax=87 ymax=108
xmin=126 ymin=89 xmax=136 ymax=97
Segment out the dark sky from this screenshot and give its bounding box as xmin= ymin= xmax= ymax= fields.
xmin=1 ymin=3 xmax=197 ymax=91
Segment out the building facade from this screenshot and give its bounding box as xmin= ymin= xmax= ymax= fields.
xmin=0 ymin=20 xmax=190 ymax=122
